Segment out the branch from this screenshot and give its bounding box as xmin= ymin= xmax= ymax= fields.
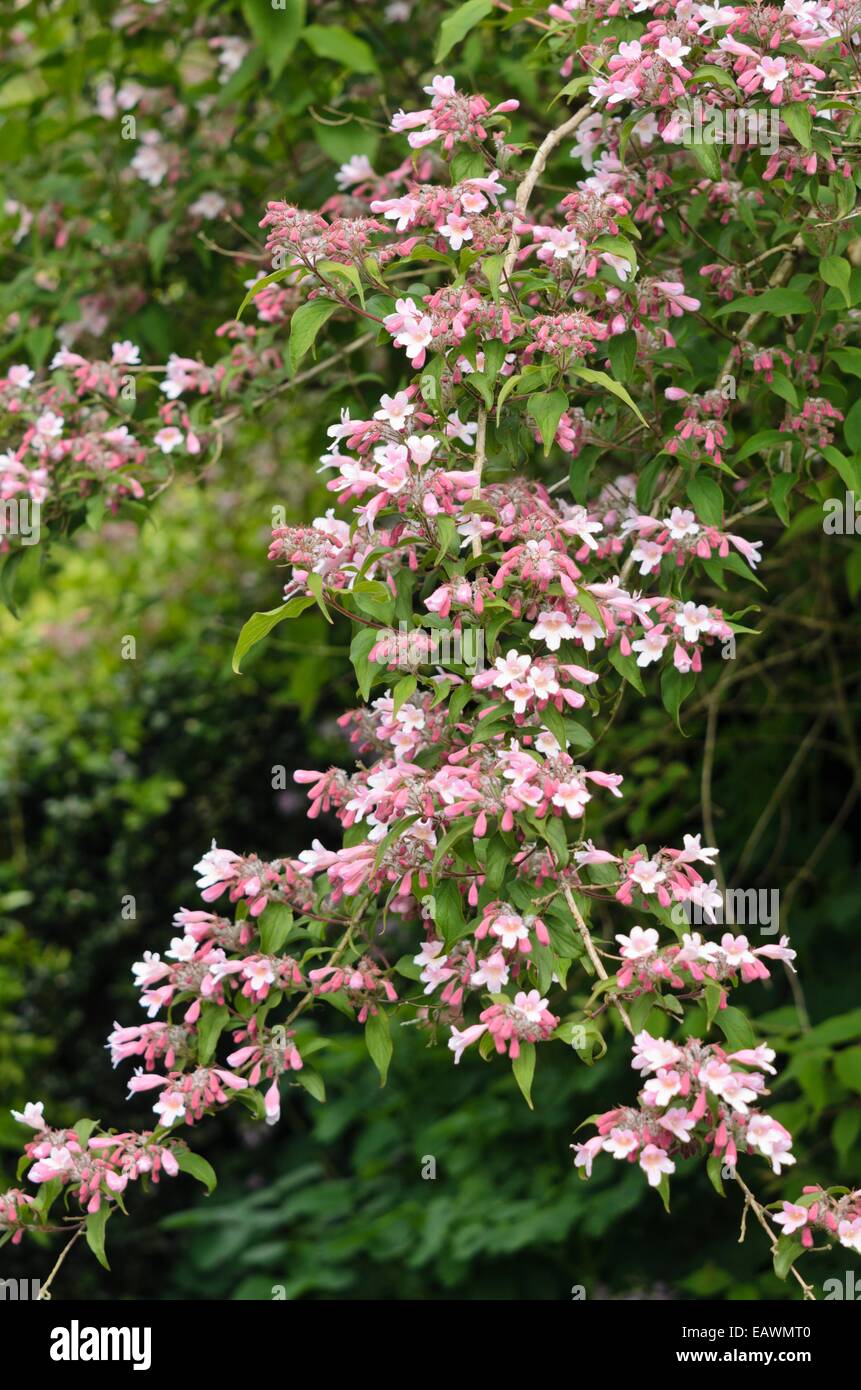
xmin=562 ymin=881 xmax=634 ymax=1034
xmin=502 ymin=105 xmax=594 ymax=281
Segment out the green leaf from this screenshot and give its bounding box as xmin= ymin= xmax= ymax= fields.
xmin=303 ymin=24 xmax=379 ymax=74
xmin=829 ymin=346 xmax=861 ymax=379
xmin=484 ymin=834 xmax=512 ymax=888
xmin=715 ymin=1006 xmax=756 ymax=1052
xmin=843 ymin=399 xmax=861 ymax=456
xmin=690 ymin=64 xmax=739 ymax=93
xmin=768 ymin=372 xmax=799 ymax=408
xmin=511 ymin=1042 xmax=536 ymax=1108
xmin=733 ymin=428 xmax=790 ymax=462
xmin=435 ymin=0 xmax=494 ymax=62
xmin=434 ymin=514 xmax=458 ymax=562
xmin=241 ymin=0 xmax=306 ymax=80
xmin=822 ymin=444 xmax=861 ymax=493
xmin=288 ymin=299 xmax=338 ymax=372
xmin=73 ymin=1118 xmax=99 ymax=1147
xmin=607 ymin=330 xmax=637 ymax=385
xmin=660 ymin=666 xmax=695 ymax=733
xmin=236 ymin=267 xmax=291 ymax=319
xmin=608 ymin=644 xmax=645 ymax=696
xmin=392 ymin=674 xmax=417 ymax=715
xmin=176 ymin=1150 xmax=218 ymax=1195
xmin=85 ymin=1206 xmax=111 ymax=1270
xmin=432 ymin=819 xmax=475 ymax=871
xmin=773 ymin=1234 xmax=804 ymax=1281
xmin=527 ymin=389 xmax=569 ymax=454
xmin=306 ymin=571 xmax=333 ymax=624
xmin=434 ymin=878 xmax=468 ymax=944
xmin=232 ymin=597 xmax=314 ymax=673
xmin=832 ymin=1109 xmax=861 ymax=1164
xmin=0 ymin=72 xmax=48 ymax=110
xmin=691 ymin=142 xmax=722 ymax=181
xmin=259 ymin=903 xmax=294 ymax=954
xmin=575 ymin=586 xmax=604 ymax=629
xmin=820 ymin=255 xmax=852 ymax=308
xmin=706 ymin=1153 xmax=726 ymax=1198
xmin=834 ymin=1046 xmax=861 ymax=1094
xmin=148 ymin=222 xmax=171 ymax=279
xmin=655 ymin=1172 xmax=671 ymax=1213
xmin=770 ymin=472 xmax=795 ymax=525
xmin=317 ymin=258 xmax=365 ymax=307
xmin=591 ymin=232 xmax=638 ymax=275
xmin=570 ymin=363 xmax=647 ymax=427
xmin=714 ymin=289 xmax=812 ymax=317
xmin=350 ymin=627 xmax=383 ymax=700
xmin=686 ymin=475 xmax=723 ymax=527
xmin=365 ymin=1011 xmax=393 ymax=1086
xmin=781 ymin=102 xmax=812 ymax=150
xmin=296 ymin=1067 xmax=326 ymax=1103
xmin=197 ymin=1005 xmax=230 ymax=1066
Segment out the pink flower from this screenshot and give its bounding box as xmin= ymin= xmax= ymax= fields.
xmin=448 ymin=1023 xmax=487 ymax=1064
xmin=639 ymin=1144 xmax=675 ymax=1187
xmin=773 ymin=1202 xmax=809 ymax=1236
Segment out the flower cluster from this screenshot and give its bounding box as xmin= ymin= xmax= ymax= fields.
xmin=6 ymin=10 xmax=861 ymax=1292
xmin=572 ymin=1033 xmax=797 ymax=1185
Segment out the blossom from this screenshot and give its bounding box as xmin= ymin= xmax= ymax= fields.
xmin=471 ymin=950 xmax=510 ymax=991
xmin=530 ymin=610 xmax=576 ymax=651
xmin=639 ymin=1145 xmax=675 ymax=1186
xmin=604 ymin=1127 xmax=639 ymax=1159
xmin=773 ymin=1202 xmax=809 ymax=1236
xmin=439 ymin=213 xmax=473 ymax=251
xmin=154 ymin=427 xmax=184 ymax=454
xmin=616 ymin=925 xmax=659 ymax=960
xmin=448 ymin=1023 xmax=487 ymax=1064
xmin=630 ymin=859 xmax=666 ymax=894
xmin=11 ymin=1102 xmax=46 ymax=1131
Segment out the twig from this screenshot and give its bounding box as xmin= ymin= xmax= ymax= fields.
xmin=38 ymin=1222 xmax=86 ymax=1300
xmin=471 ymin=407 xmax=488 ymax=558
xmin=502 ymin=106 xmax=594 ymax=281
xmin=734 ymin=1171 xmax=816 ymax=1301
xmin=562 ymin=882 xmax=634 ymax=1034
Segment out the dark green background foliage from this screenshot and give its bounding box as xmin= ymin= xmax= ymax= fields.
xmin=1 ymin=0 xmax=859 ymax=1300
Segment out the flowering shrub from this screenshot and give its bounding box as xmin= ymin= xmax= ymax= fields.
xmin=3 ymin=0 xmax=861 ymax=1300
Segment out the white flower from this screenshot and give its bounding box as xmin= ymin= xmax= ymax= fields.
xmin=153 ymin=1090 xmax=186 ymax=1126
xmin=493 ymin=650 xmax=531 ymax=688
xmin=189 ymin=191 xmax=227 ymax=220
xmin=165 ymin=935 xmax=197 ymax=962
xmin=194 ymin=841 xmax=240 ymax=890
xmin=335 ymin=155 xmax=375 ymax=190
xmin=530 ymin=610 xmax=575 ymax=651
xmin=603 ymin=1127 xmax=640 ymax=1159
xmin=374 ymin=391 xmax=415 ymax=431
xmin=616 ymin=925 xmax=659 ymax=960
xmin=111 ymin=340 xmax=141 ymax=366
xmin=639 ymin=1144 xmax=675 ymax=1186
xmin=757 ymin=56 xmax=789 ymax=93
xmin=657 ymin=36 xmax=690 ymax=68
xmin=631 ymin=628 xmax=668 ymax=667
xmin=471 ymin=951 xmax=510 ymax=991
xmin=131 ymin=138 xmax=169 ymax=187
xmin=439 ymin=213 xmax=473 ymax=251
xmin=154 ymin=427 xmax=184 ymax=454
xmin=773 ymin=1202 xmax=809 ymax=1236
xmin=630 ymin=858 xmax=666 ymax=894
xmin=11 ymin=1101 xmax=46 ymax=1130
xmin=642 ymin=1069 xmax=682 ymax=1107
xmin=7 ymin=364 xmax=34 ymax=390
xmin=675 ymin=601 xmax=713 ymax=643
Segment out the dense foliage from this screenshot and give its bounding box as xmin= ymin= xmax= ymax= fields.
xmin=2 ymin=0 xmax=860 ymax=1301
